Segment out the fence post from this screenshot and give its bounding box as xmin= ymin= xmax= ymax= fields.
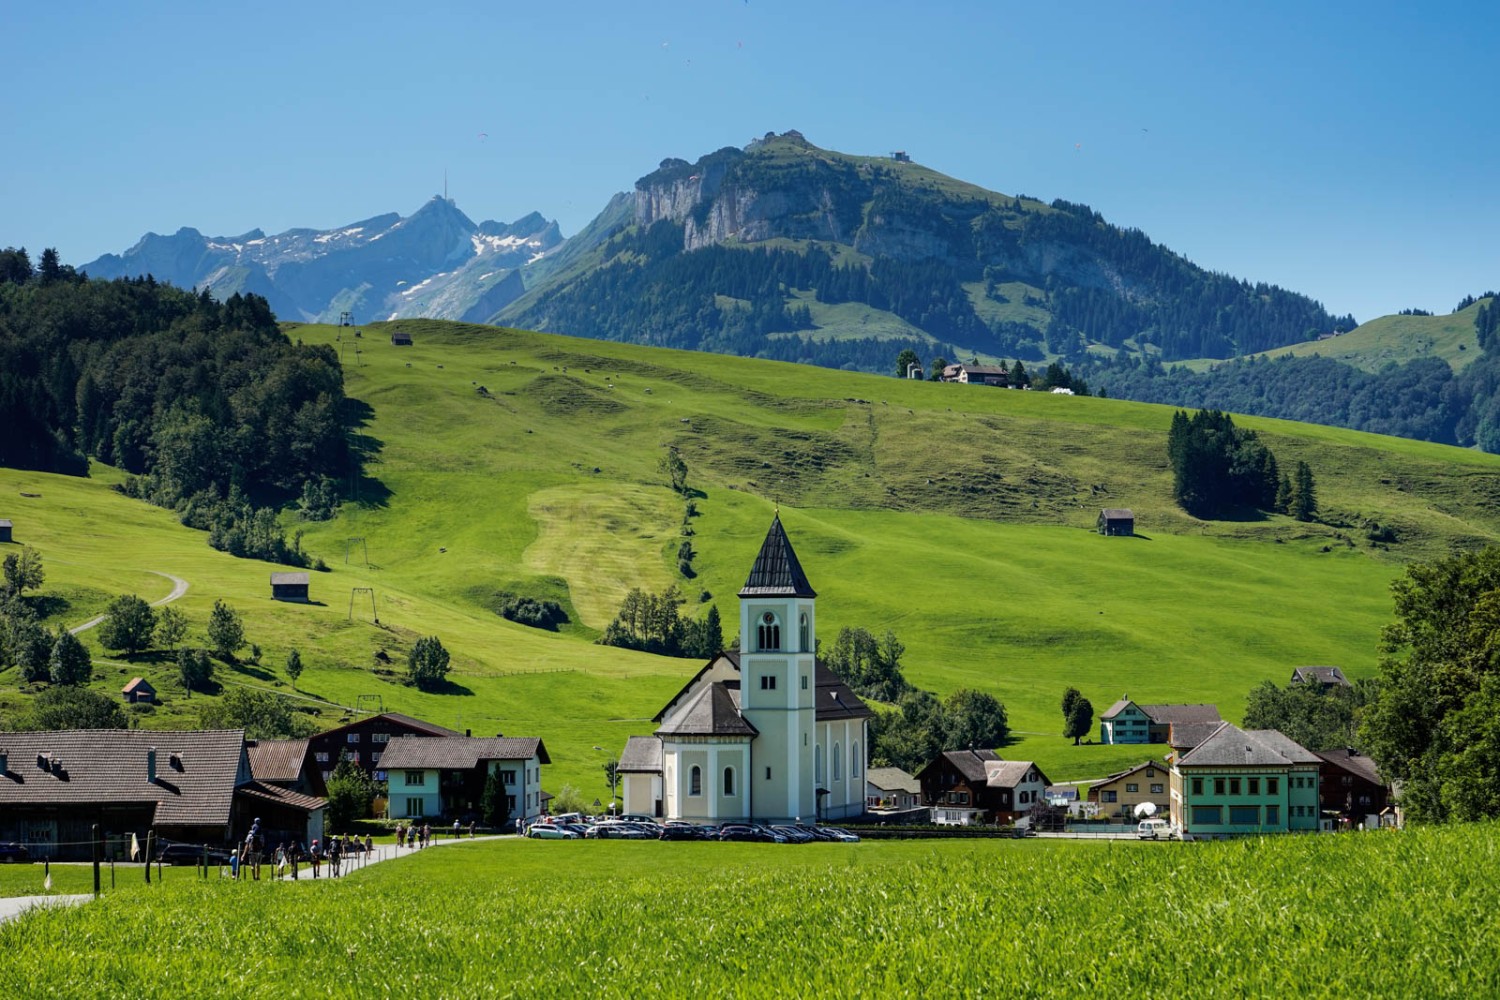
xmin=144 ymin=830 xmax=153 ymax=884
xmin=92 ymin=824 xmax=101 ymax=898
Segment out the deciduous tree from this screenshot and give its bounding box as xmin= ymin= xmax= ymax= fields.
xmin=48 ymin=628 xmax=92 ymax=686
xmin=407 ymin=636 xmax=451 ymax=691
xmin=178 ymin=647 xmax=213 ymax=696
xmin=98 ymin=594 xmax=157 ymax=657
xmin=206 ymin=599 xmax=245 ymax=660
xmin=155 ymin=605 xmax=188 ymax=651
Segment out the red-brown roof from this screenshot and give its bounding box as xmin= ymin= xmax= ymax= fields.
xmin=246 ymin=739 xmax=312 ymax=784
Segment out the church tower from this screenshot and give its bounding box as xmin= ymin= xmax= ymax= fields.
xmin=738 ymin=515 xmax=818 ymax=822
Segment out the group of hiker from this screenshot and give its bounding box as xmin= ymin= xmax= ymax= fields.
xmin=393 ymin=819 xmax=475 ymax=848
xmin=231 ymin=818 xmax=372 ymax=881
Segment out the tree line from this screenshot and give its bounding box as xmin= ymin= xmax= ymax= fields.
xmin=1168 ymin=409 xmax=1315 ymax=520
xmin=0 ymin=249 xmax=353 ymax=560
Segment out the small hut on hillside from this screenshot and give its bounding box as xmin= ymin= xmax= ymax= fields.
xmin=0 ymin=519 xmax=11 ymax=543
xmin=121 ymin=678 xmax=156 ymax=705
xmin=1097 ymin=509 xmax=1135 ymax=536
xmin=390 ymin=331 xmax=412 ymax=346
xmin=271 ymin=572 xmax=310 ymax=602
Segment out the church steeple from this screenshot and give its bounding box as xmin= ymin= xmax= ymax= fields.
xmin=738 ymin=515 xmax=817 ymax=598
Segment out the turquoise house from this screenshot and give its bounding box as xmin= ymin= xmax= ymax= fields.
xmin=1099 ymin=698 xmax=1221 ymax=744
xmin=1169 ymin=722 xmax=1322 ymax=838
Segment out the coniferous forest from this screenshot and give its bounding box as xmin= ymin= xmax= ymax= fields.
xmin=0 ymin=247 xmax=351 ymax=563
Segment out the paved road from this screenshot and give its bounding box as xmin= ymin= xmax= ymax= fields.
xmin=69 ymin=572 xmax=189 ymax=635
xmin=0 ymin=893 xmax=92 ymax=925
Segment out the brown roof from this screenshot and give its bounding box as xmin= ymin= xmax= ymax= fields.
xmin=657 ymin=682 xmax=758 ymax=738
xmin=1091 ymin=759 xmax=1170 ymax=788
xmin=316 ymin=712 xmax=463 ymax=742
xmin=246 ymin=739 xmax=311 ymax=784
xmin=1168 ymin=722 xmax=1223 ymax=751
xmin=377 ymin=736 xmax=550 ymax=770
xmin=960 ymin=364 xmax=1009 ymax=376
xmin=235 ymin=780 xmax=326 ymax=813
xmin=936 ymin=749 xmax=1002 ymax=784
xmin=121 ymin=677 xmax=155 ymax=695
xmin=0 ymin=729 xmax=246 ymax=827
xmin=1139 ymin=704 xmax=1221 ymax=725
xmin=1312 ymin=748 xmax=1383 ymax=786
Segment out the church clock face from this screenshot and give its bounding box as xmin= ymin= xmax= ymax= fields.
xmin=762 ymin=612 xmax=776 ymax=624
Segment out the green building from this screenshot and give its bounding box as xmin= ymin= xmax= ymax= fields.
xmin=1169 ymin=723 xmax=1321 ymax=838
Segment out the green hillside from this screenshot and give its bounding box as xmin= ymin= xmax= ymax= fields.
xmin=7 ymin=318 xmax=1500 ymax=791
xmin=1240 ymin=298 xmax=1489 ymax=373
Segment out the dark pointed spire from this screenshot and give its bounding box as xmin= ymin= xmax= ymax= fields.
xmin=739 ymin=515 xmax=817 ymax=598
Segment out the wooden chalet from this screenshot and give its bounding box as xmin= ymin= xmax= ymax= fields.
xmin=1097 ymin=508 xmax=1135 ymax=536
xmin=390 ymin=330 xmax=412 ymax=346
xmin=305 ymin=712 xmax=462 ymax=786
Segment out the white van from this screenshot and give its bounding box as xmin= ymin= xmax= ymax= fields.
xmin=1137 ymin=818 xmax=1171 ymax=840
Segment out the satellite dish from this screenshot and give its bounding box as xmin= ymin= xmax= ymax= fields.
xmin=1134 ymin=801 xmax=1158 ymax=818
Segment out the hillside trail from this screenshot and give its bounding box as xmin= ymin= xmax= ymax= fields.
xmin=69 ymin=571 xmax=189 ymax=635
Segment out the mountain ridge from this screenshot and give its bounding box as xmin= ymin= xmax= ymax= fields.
xmin=80 ymin=197 xmax=563 ymax=325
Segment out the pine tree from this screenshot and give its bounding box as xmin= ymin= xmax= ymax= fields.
xmin=1276 ymin=473 xmax=1293 ymax=513
xmin=1292 ymin=461 xmax=1318 ymax=521
xmin=49 ymin=628 xmax=92 ymax=686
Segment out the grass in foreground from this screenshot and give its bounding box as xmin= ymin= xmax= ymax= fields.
xmin=1 ymin=826 xmax=1497 ymax=997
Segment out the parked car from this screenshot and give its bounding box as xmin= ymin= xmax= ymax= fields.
xmin=526 ymin=824 xmax=580 ymax=840
xmin=816 ymin=827 xmax=860 ymax=843
xmin=0 ymin=842 xmax=31 ymax=863
xmin=659 ymin=823 xmax=701 ymax=841
xmin=156 ymin=843 xmax=233 ymax=865
xmin=717 ymin=824 xmax=778 ymax=844
xmin=586 ymin=822 xmax=651 ymax=840
xmin=770 ymin=825 xmax=815 ymax=844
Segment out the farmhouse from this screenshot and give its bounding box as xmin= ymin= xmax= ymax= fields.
xmin=270 ymin=572 xmax=310 ymax=602
xmin=1169 ymin=722 xmax=1321 ymax=838
xmin=305 ymin=712 xmax=462 ymax=786
xmin=0 ymin=729 xmax=326 ymax=860
xmin=121 ymin=677 xmax=156 ymax=704
xmin=379 ymin=735 xmax=549 ymax=824
xmin=0 ymin=519 xmax=10 ymax=542
xmin=1290 ymin=665 xmax=1351 ymax=689
xmin=918 ymin=750 xmax=1050 ymax=825
xmin=616 ymin=516 xmax=873 ymax=824
xmin=1099 ymin=699 xmax=1221 ymax=745
xmin=1097 ymin=508 xmax=1135 ymax=536
xmin=1087 ymin=760 xmax=1171 ymax=821
xmin=1312 ymin=747 xmax=1388 ymax=827
xmin=390 ymin=330 xmax=412 ymax=346
xmin=952 ymin=363 xmax=1010 ymax=387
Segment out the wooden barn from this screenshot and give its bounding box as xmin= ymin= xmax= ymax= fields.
xmin=121 ymin=677 xmax=156 ymax=705
xmin=1097 ymin=508 xmax=1135 ymax=536
xmin=390 ymin=331 xmax=412 ymax=346
xmin=0 ymin=519 xmax=11 ymax=543
xmin=270 ymin=572 xmax=310 ymax=602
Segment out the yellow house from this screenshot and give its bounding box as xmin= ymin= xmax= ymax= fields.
xmin=1086 ymin=760 xmax=1172 ymax=821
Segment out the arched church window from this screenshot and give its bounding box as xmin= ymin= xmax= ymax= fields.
xmin=815 ymin=744 xmax=824 ymax=784
xmin=757 ymin=612 xmax=781 ymax=651
xmin=852 ymin=741 xmax=861 ymax=778
xmin=833 ymin=742 xmax=842 ymax=782
xmin=723 ymin=767 xmax=736 ymax=796
xmin=689 ymin=765 xmax=702 ymax=796
xmin=799 ymin=613 xmax=809 ymax=652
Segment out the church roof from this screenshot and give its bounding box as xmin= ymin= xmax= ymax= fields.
xmin=815 ymin=661 xmax=876 ymax=721
xmin=618 ymin=736 xmax=663 ymax=773
xmin=656 ymin=682 xmax=759 ymax=738
xmin=738 ymin=516 xmax=816 ymax=598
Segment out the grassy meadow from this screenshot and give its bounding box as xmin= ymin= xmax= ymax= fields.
xmin=6 ymin=318 xmax=1500 ymax=790
xmin=1 ymin=826 xmax=1497 ymax=996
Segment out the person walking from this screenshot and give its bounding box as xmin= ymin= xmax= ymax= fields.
xmin=310 ymin=839 xmax=322 ymax=879
xmin=453 ymin=818 xmax=461 ymax=840
xmin=423 ymin=823 xmax=431 ymax=847
xmin=395 ymin=823 xmax=404 ymax=850
xmin=469 ymin=820 xmax=476 ymax=839
xmin=365 ymin=834 xmax=373 ymax=856
xmin=328 ymin=837 xmax=341 ymax=878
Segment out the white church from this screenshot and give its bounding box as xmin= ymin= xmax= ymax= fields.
xmin=618 ymin=515 xmax=873 ymax=824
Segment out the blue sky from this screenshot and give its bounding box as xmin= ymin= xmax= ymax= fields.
xmin=3 ymin=1 xmax=1497 ymax=324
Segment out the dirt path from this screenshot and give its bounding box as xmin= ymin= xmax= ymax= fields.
xmin=69 ymin=571 xmax=189 ymax=635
